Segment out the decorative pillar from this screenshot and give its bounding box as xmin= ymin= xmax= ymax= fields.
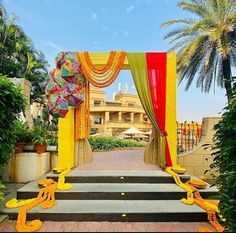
xmin=130 ymin=112 xmax=134 ymax=122
xmin=140 ymin=113 xmax=144 ymax=122
xmin=57 ymin=107 xmax=75 ymax=169
xmin=118 ymin=112 xmax=122 ymax=122
xmin=105 ymin=112 xmax=110 ymax=123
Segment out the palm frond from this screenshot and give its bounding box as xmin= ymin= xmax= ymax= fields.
xmin=161 ymin=18 xmax=196 ymax=28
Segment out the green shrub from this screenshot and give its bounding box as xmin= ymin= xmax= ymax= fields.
xmin=32 ymin=124 xmax=49 ymax=145
xmin=88 ymin=137 xmax=147 ymax=151
xmin=0 ymin=75 xmax=25 ymax=177
xmin=210 ymin=82 xmax=236 ymax=231
xmin=14 ymin=120 xmax=32 ymax=143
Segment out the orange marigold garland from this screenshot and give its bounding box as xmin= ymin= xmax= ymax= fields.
xmin=167 ymin=167 xmax=224 ymax=232
xmin=84 ymin=51 xmax=116 ymax=73
xmin=75 ymin=80 xmax=90 ymax=140
xmin=6 ymin=169 xmax=72 ymax=232
xmin=16 ymin=179 xmax=57 ymax=232
xmin=77 ymin=51 xmax=126 ymax=88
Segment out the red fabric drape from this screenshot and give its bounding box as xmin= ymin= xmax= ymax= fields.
xmin=146 ymin=53 xmax=172 ymax=167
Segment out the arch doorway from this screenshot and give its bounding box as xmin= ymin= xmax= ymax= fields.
xmin=47 ymin=52 xmax=177 ymax=171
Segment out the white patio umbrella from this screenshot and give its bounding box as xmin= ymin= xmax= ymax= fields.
xmin=132 ymin=134 xmax=148 ymax=138
xmin=145 ymin=130 xmax=152 ymax=135
xmin=121 ymin=127 xmax=145 ymax=135
xmin=117 ymin=134 xmax=131 ymax=139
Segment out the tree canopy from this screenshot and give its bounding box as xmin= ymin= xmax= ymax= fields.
xmin=0 ymin=3 xmax=49 ymax=103
xmin=162 ymin=0 xmax=236 ymax=103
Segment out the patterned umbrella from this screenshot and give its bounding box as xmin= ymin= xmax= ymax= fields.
xmin=45 ymin=81 xmax=61 ymax=95
xmin=61 ymin=83 xmax=84 ymax=107
xmin=48 ymin=95 xmax=69 ymax=118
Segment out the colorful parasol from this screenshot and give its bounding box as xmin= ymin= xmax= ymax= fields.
xmin=48 ymin=95 xmax=69 ymax=118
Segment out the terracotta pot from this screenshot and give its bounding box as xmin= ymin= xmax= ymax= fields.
xmin=16 ymin=142 xmax=26 ymax=153
xmin=34 ymin=144 xmax=47 ymax=154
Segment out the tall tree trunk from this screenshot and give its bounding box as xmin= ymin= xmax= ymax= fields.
xmin=222 ymin=57 xmax=232 ymax=104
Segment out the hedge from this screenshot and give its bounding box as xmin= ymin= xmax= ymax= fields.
xmin=87 ymin=137 xmax=147 ymax=151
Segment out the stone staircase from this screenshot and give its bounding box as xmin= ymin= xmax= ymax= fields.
xmin=2 ymin=170 xmax=218 ymax=222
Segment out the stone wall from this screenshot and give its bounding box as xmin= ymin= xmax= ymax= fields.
xmin=178 ymin=117 xmax=221 ymax=180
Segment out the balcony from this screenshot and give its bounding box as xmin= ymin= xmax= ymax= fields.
xmin=107 ymin=121 xmax=151 ymax=129
xmin=90 ymin=103 xmax=144 ymax=113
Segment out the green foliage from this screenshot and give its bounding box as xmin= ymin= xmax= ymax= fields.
xmin=0 ymin=74 xmax=25 ymax=178
xmin=88 ymin=137 xmax=147 ymax=152
xmin=0 ymin=3 xmax=48 ymax=103
xmin=162 ymin=0 xmax=236 ymax=103
xmin=14 ymin=120 xmax=32 ymax=143
xmin=0 ymin=182 xmax=5 ymax=203
xmin=32 ymin=124 xmax=49 ymax=145
xmin=210 ymin=79 xmax=236 ymax=231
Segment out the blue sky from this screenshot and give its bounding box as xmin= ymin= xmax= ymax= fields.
xmin=3 ymin=0 xmax=229 ymax=122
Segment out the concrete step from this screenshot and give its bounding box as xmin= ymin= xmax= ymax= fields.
xmin=16 ymin=182 xmax=218 ymax=200
xmin=47 ymin=170 xmax=191 ymax=184
xmin=3 ymin=200 xmax=208 ymax=222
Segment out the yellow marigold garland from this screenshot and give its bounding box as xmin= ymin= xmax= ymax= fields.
xmin=77 ymin=51 xmax=126 ymax=87
xmin=16 ymin=179 xmax=57 ymax=232
xmin=57 ymin=168 xmax=72 ymax=191
xmin=6 ymin=198 xmax=36 ymax=209
xmin=166 ymin=167 xmax=194 ymax=205
xmin=6 ymin=168 xmax=72 ymax=232
xmin=166 ymin=167 xmax=224 ymax=232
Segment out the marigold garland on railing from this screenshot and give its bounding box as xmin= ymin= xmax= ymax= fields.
xmin=77 ymin=51 xmax=126 ymax=88
xmin=166 ymin=167 xmax=224 ymax=232
xmin=6 ymin=168 xmax=72 ymax=232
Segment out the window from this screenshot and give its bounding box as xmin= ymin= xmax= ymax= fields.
xmin=94 ymin=118 xmax=102 ymax=124
xmin=94 ymin=100 xmax=101 ymax=106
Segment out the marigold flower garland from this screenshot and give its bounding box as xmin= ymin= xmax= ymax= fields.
xmin=6 ymin=168 xmax=72 ymax=232
xmin=77 ymin=51 xmax=126 ymax=88
xmin=166 ymin=167 xmax=224 ymax=232
xmin=75 ymin=80 xmax=90 ymax=140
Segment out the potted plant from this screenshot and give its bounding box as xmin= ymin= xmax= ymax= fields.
xmin=47 ymin=134 xmax=58 ymax=152
xmin=32 ymin=125 xmax=48 ymax=154
xmin=14 ymin=120 xmax=32 ymax=153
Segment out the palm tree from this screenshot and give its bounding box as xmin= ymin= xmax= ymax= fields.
xmin=162 ymin=0 xmax=236 ymax=104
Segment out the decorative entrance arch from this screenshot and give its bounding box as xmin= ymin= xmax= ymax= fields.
xmin=46 ymin=52 xmax=178 ymax=170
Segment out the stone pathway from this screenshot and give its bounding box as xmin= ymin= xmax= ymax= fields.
xmin=75 ymin=149 xmax=161 ymax=171
xmin=0 ymin=220 xmax=215 ymax=232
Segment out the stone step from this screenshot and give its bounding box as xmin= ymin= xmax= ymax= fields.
xmin=16 ymin=182 xmax=218 ymax=200
xmin=47 ymin=170 xmax=191 ymax=184
xmin=3 ymin=200 xmax=208 ymax=222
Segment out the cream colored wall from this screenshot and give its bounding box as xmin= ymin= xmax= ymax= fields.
xmin=115 ymin=92 xmax=142 ymax=106
xmin=90 ymin=87 xmax=152 ymax=136
xmin=90 ymin=85 xmax=105 ymax=104
xmin=178 ymin=117 xmax=220 ymax=179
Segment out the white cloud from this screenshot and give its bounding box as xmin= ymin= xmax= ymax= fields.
xmin=126 ymin=5 xmax=135 ymax=13
xmin=44 ymin=41 xmax=63 ymax=52
xmin=112 ymin=30 xmax=130 ymax=36
xmin=91 ymin=12 xmax=98 ymax=21
xmin=100 ymin=25 xmax=108 ymax=32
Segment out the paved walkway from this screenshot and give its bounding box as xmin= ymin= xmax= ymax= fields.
xmin=75 ymin=149 xmax=161 ymax=171
xmin=0 ymin=220 xmax=215 ymax=232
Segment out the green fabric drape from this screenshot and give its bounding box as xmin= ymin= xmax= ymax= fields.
xmin=127 ymin=53 xmax=158 ymax=130
xmin=127 ymin=53 xmax=166 ymax=167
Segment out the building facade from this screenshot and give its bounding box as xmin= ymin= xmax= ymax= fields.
xmin=90 ymin=86 xmax=152 ymax=136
